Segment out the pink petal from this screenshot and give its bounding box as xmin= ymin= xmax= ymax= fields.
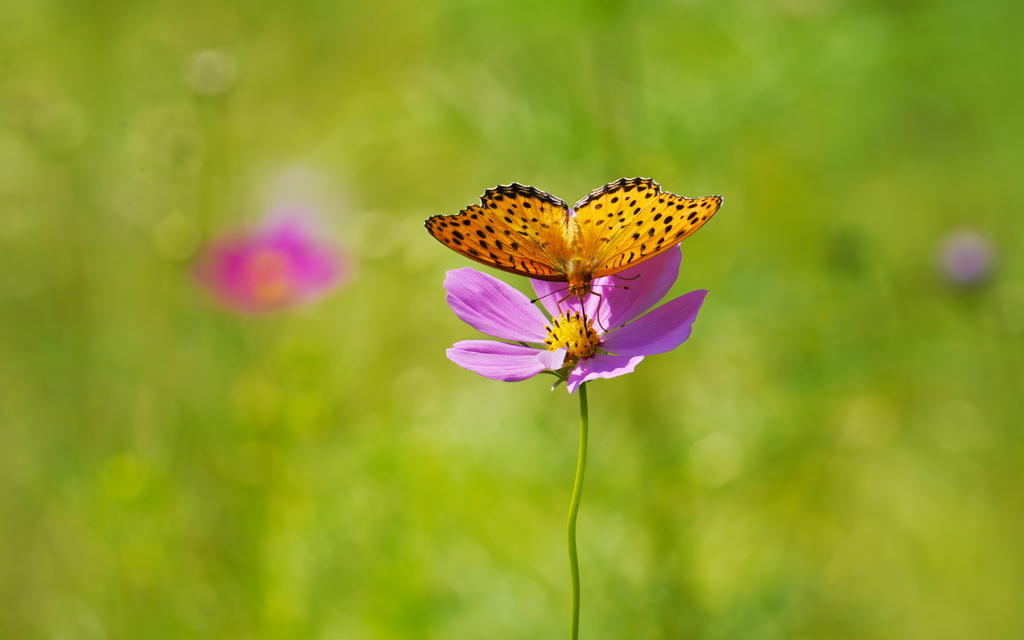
xmin=592 ymin=246 xmax=681 ymax=329
xmin=260 ymin=218 xmax=347 ymax=294
xmin=261 ymin=215 xmax=318 ymax=251
xmin=289 ymin=245 xmax=347 ymax=296
xmin=565 ymin=354 xmax=645 ymax=393
xmin=446 ymin=340 xmax=553 ymax=382
xmin=537 ymin=348 xmax=567 ymax=371
xmin=600 ymin=290 xmax=707 ymax=357
xmin=445 ymin=269 xmax=549 ymax=342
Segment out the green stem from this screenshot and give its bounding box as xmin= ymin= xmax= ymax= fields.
xmin=568 ymin=382 xmax=589 ymax=640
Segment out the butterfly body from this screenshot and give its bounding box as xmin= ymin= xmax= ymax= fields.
xmin=563 ymin=257 xmax=591 ymax=298
xmin=425 ymin=177 xmax=722 ymax=301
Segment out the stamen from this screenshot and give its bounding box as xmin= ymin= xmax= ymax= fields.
xmin=544 ymin=311 xmax=600 ymax=362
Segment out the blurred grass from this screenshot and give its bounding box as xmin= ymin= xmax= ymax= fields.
xmin=2 ymin=0 xmax=1023 ymax=638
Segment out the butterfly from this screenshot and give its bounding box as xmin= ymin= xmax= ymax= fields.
xmin=425 ymin=177 xmax=722 ymax=302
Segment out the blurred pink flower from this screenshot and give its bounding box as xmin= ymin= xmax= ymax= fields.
xmin=937 ymin=229 xmax=995 ymax=286
xmin=195 ymin=212 xmax=348 ymax=314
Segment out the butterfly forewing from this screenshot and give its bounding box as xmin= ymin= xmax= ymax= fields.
xmin=424 ymin=183 xmax=572 ymax=281
xmin=573 ymin=177 xmax=722 ymax=277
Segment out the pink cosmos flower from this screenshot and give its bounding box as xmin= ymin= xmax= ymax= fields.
xmin=445 ymin=246 xmax=706 ymax=393
xmin=195 ymin=210 xmax=348 ymax=314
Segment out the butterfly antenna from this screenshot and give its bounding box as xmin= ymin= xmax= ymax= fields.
xmin=590 ymin=282 xmax=630 ymax=291
xmin=530 ymin=286 xmax=570 ymax=305
xmin=611 ymin=272 xmax=642 ymax=281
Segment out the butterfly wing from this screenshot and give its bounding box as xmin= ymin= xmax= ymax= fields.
xmin=425 ymin=183 xmax=573 ymax=282
xmin=573 ymin=177 xmax=721 ymax=277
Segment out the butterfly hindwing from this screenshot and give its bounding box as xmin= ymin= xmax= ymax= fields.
xmin=574 ymin=177 xmax=722 ymax=277
xmin=424 ymin=183 xmax=572 ymax=281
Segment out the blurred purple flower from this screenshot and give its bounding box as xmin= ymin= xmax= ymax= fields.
xmin=195 ymin=210 xmax=348 ymax=314
xmin=444 ymin=246 xmax=706 ymax=393
xmin=938 ymin=229 xmax=994 ymax=285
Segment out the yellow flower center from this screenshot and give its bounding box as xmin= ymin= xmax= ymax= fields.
xmin=248 ymin=249 xmax=293 ymax=304
xmin=543 ymin=312 xmax=600 ymax=362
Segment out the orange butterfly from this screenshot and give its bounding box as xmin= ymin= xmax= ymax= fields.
xmin=425 ymin=177 xmax=722 ymax=301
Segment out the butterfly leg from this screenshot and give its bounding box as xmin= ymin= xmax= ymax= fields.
xmin=582 ymin=291 xmax=609 ymax=332
xmin=556 ymin=291 xmax=575 ymax=315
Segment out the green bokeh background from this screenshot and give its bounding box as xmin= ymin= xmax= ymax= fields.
xmin=2 ymin=0 xmax=1023 ymax=638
